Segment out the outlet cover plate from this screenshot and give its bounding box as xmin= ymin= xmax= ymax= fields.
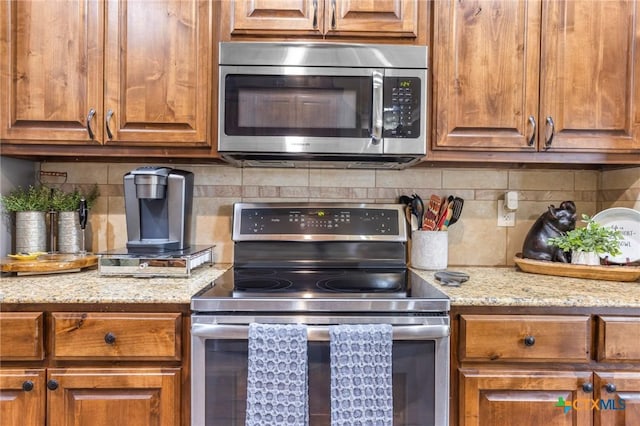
xmin=497 ymin=200 xmax=515 ymax=227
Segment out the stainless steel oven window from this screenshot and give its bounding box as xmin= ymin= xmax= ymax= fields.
xmin=191 ymin=316 xmax=449 ymax=426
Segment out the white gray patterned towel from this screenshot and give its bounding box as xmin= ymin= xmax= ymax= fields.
xmin=330 ymin=324 xmax=393 ymax=426
xmin=246 ymin=323 xmax=308 ymax=426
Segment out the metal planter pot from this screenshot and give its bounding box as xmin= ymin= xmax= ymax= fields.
xmin=57 ymin=211 xmax=81 ymax=253
xmin=15 ymin=211 xmax=47 ymax=253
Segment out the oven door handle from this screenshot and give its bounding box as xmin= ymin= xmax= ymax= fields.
xmin=192 ymin=324 xmax=449 ymax=341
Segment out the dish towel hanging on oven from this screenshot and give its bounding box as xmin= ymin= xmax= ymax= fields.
xmin=329 ymin=324 xmax=393 ymax=426
xmin=246 ymin=323 xmax=308 ymax=426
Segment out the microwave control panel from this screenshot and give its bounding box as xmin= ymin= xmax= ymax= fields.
xmin=383 ymin=76 xmax=421 ymax=138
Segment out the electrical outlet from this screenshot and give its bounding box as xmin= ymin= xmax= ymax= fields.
xmin=497 ymin=200 xmax=516 ymax=227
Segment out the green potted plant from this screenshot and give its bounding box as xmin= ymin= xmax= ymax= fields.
xmin=0 ymin=185 xmax=52 ymax=253
xmin=547 ymin=214 xmax=624 ymax=265
xmin=0 ymin=185 xmax=52 ymax=212
xmin=50 ymin=184 xmax=99 ymax=212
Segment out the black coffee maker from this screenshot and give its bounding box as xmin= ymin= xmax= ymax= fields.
xmin=123 ymin=166 xmax=194 ymax=253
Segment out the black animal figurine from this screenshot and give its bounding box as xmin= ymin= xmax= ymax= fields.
xmin=522 ymin=201 xmax=577 ymax=262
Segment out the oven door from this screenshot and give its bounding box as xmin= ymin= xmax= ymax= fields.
xmin=191 ymin=315 xmax=449 ymax=426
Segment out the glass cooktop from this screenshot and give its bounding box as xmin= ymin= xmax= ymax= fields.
xmin=191 ymin=267 xmax=450 ymax=313
xmin=230 ymin=268 xmax=407 ymax=297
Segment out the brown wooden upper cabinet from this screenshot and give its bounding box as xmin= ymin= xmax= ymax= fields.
xmin=0 ymin=0 xmax=212 ymax=147
xmin=221 ymin=0 xmax=419 ymax=39
xmin=433 ymin=0 xmax=640 ymax=154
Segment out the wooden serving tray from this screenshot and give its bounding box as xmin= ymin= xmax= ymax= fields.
xmin=1 ymin=253 xmax=98 ymax=275
xmin=514 ymin=254 xmax=640 ymax=282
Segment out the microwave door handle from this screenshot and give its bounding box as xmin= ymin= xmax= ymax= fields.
xmin=192 ymin=324 xmax=449 ymax=341
xmin=370 ymin=70 xmax=383 ymax=145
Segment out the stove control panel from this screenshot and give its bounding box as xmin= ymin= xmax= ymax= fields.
xmin=233 ymin=204 xmax=407 ymax=241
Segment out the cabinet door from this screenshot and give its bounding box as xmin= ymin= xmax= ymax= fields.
xmin=595 ymin=372 xmax=640 ymax=426
xmin=459 ymin=369 xmax=593 ymax=426
xmin=226 ymin=0 xmax=324 ymax=36
xmin=432 ymin=0 xmax=541 ymax=151
xmin=103 ymin=0 xmax=211 ymax=146
xmin=540 ymin=0 xmax=640 ymax=153
xmin=47 ymin=368 xmax=180 ymax=426
xmin=325 ymin=0 xmax=418 ymax=37
xmin=0 ymin=0 xmax=103 ymax=143
xmin=0 ymin=369 xmax=46 ymax=426
xmin=223 ymin=0 xmax=417 ymax=38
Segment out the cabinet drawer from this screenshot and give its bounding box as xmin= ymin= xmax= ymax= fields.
xmin=597 ymin=316 xmax=640 ymax=362
xmin=460 ymin=315 xmax=591 ymax=362
xmin=0 ymin=312 xmax=44 ymax=360
xmin=52 ymin=312 xmax=181 ymax=361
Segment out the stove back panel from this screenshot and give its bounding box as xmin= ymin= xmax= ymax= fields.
xmin=233 ymin=241 xmax=407 ymax=269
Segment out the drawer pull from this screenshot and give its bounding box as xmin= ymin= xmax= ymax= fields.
xmin=605 ymin=383 xmax=617 ymax=393
xmin=104 ymin=332 xmax=116 ymax=345
xmin=22 ymin=381 xmax=34 ymax=392
xmin=47 ymin=379 xmax=59 ymax=391
xmin=582 ymin=382 xmax=593 ymax=392
xmin=523 ymin=335 xmax=536 ymax=346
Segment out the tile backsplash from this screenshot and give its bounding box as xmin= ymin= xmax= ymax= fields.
xmin=4 ymin=161 xmax=640 ymax=266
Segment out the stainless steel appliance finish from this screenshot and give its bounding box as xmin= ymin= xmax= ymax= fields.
xmin=191 ymin=203 xmax=450 ymax=425
xmin=218 ymin=42 xmax=428 ymax=169
xmin=123 ymin=166 xmax=194 ymax=253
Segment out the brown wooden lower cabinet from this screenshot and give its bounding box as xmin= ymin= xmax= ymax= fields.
xmin=594 ymin=372 xmax=640 ymax=426
xmin=459 ymin=369 xmax=593 ymax=425
xmin=47 ymin=368 xmax=180 ymax=426
xmin=454 ymin=312 xmax=640 ymax=426
xmin=0 ymin=309 xmax=188 ymax=426
xmin=0 ymin=369 xmax=46 ymax=426
xmin=0 ymin=368 xmax=181 ymax=426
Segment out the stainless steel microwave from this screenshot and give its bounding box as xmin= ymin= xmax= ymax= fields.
xmin=218 ymin=42 xmax=428 ymax=169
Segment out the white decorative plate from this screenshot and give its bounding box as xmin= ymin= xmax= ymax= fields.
xmin=591 ymin=208 xmax=640 ymax=264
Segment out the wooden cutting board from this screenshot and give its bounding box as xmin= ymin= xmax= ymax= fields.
xmin=1 ymin=253 xmax=98 ymax=275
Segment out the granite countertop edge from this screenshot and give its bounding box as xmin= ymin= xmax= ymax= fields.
xmin=1 ymin=264 xmax=639 ymax=309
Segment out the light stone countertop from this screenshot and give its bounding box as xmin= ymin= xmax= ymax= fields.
xmin=412 ymin=267 xmax=640 ymax=308
xmin=0 ymin=264 xmax=231 ymax=304
xmin=1 ymin=264 xmax=639 ymax=308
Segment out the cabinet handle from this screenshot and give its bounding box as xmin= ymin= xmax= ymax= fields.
xmin=544 ymin=116 xmax=554 ymax=149
xmin=86 ymin=108 xmax=96 ymax=140
xmin=331 ymin=0 xmax=336 ymax=29
xmin=523 ymin=335 xmax=536 ymax=346
xmin=104 ymin=332 xmax=116 ymax=345
xmin=105 ymin=109 xmax=114 ymax=139
xmin=47 ymin=379 xmax=59 ymax=391
xmin=312 ymin=0 xmax=318 ymax=29
xmin=527 ymin=115 xmax=536 ymax=147
xmin=582 ymin=382 xmax=593 ymax=393
xmin=22 ymin=381 xmax=34 ymax=392
xmin=605 ymin=383 xmax=617 ymax=393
